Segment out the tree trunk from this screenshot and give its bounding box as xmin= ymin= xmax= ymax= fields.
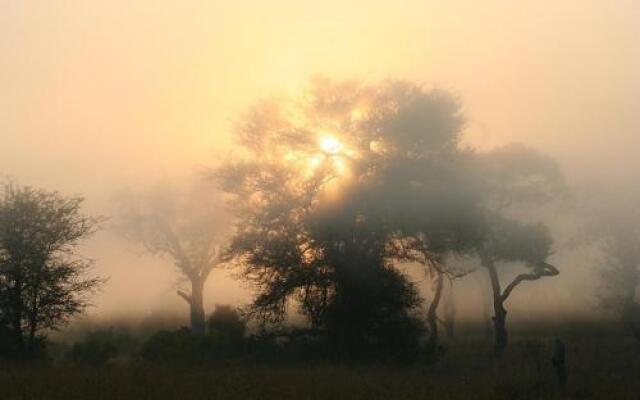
xmin=492 ymin=301 xmax=508 ymax=356
xmin=482 ymin=300 xmax=493 ymax=340
xmin=443 ymin=282 xmax=456 ymax=340
xmin=427 ymin=271 xmax=444 ymax=353
xmin=484 ymin=257 xmax=508 ymax=356
xmin=27 ymin=316 xmax=37 ymax=354
xmin=190 ymin=278 xmax=206 ymax=336
xmin=27 ymin=273 xmax=42 ymax=354
xmin=10 ymin=278 xmax=25 ymax=354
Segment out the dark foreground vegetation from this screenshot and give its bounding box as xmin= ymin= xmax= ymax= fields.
xmin=1 ymin=331 xmax=638 ymax=400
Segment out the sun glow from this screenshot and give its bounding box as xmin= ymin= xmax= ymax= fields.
xmin=302 ymin=134 xmax=353 ymax=183
xmin=320 ymin=135 xmax=343 ymax=155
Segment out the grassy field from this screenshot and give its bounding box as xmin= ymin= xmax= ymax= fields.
xmin=1 ymin=336 xmax=638 ymax=400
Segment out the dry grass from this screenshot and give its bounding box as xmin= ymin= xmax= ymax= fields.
xmin=1 ymin=336 xmax=638 ymax=400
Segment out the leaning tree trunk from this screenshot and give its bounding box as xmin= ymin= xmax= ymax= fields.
xmin=427 ymin=271 xmax=444 ymax=353
xmin=178 ymin=277 xmax=206 ymax=336
xmin=482 ymin=256 xmax=559 ymax=356
xmin=484 ymin=257 xmax=508 ymax=356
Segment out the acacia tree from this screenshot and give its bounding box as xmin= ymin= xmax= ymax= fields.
xmin=216 ymin=79 xmax=489 ymax=357
xmin=478 ymin=216 xmax=559 ymax=355
xmin=0 ymin=183 xmax=103 ymax=356
xmin=115 ymin=183 xmax=224 ymax=336
xmin=474 ymin=144 xmax=566 ymax=356
xmin=216 ymin=78 xmax=564 ymax=357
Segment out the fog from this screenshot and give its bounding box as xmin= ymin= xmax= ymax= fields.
xmin=1 ymin=0 xmax=639 ymax=326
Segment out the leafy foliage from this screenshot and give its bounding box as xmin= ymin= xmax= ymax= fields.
xmin=215 ymin=78 xmax=564 ymax=357
xmin=0 ymin=182 xmax=103 ymax=358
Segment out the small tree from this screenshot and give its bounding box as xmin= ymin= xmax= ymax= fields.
xmin=478 ymin=216 xmax=558 ymax=356
xmin=398 ymin=236 xmax=470 ymax=353
xmin=0 ymin=183 xmax=103 ymax=357
xmin=475 ymin=144 xmax=566 ymax=355
xmin=599 ymin=227 xmax=640 ymax=341
xmin=583 ymin=189 xmax=640 ymax=341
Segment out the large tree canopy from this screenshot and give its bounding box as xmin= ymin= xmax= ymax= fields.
xmin=216 ymin=78 xmax=563 ymax=357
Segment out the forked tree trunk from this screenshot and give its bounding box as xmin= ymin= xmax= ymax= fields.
xmin=481 ymin=255 xmax=559 ymax=356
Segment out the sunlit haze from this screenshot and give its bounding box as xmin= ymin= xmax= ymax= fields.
xmin=1 ymin=0 xmax=639 ymax=322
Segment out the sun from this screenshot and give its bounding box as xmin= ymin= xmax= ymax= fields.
xmin=320 ymin=135 xmax=342 ymax=155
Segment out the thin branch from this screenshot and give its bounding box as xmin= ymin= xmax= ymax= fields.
xmin=177 ymin=290 xmax=192 ymax=304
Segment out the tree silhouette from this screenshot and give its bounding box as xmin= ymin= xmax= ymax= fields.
xmin=216 ymin=78 xmax=564 ymax=357
xmin=474 ymin=144 xmax=566 ymax=355
xmin=478 ymin=216 xmax=558 ymax=355
xmin=216 ymin=79 xmax=483 ymax=357
xmin=114 ymin=183 xmax=225 ymax=336
xmin=0 ymin=182 xmax=103 ymax=357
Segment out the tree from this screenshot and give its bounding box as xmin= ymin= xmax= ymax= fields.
xmin=215 ymin=78 xmax=486 ymax=358
xmin=583 ymin=187 xmax=640 ymax=341
xmin=397 ymin=236 xmax=471 ymax=353
xmin=478 ymin=216 xmax=559 ymax=355
xmin=216 ymin=78 xmax=564 ymax=358
xmin=114 ymin=182 xmax=225 ymax=336
xmin=0 ymin=182 xmax=103 ymax=357
xmin=474 ymin=144 xmax=566 ymax=356
xmin=598 ymin=222 xmax=640 ymax=341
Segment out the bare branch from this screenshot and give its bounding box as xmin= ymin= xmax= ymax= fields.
xmin=501 ymin=261 xmax=559 ymax=302
xmin=177 ymin=290 xmax=192 ymax=304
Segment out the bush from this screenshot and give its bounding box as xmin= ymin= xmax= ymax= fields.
xmin=139 ymin=306 xmax=248 ymax=366
xmin=0 ymin=325 xmax=20 ymax=359
xmin=68 ymin=328 xmax=135 ymax=366
xmin=207 ymin=305 xmax=246 ymax=346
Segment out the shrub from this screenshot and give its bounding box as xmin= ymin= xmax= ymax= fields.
xmin=207 ymin=305 xmax=246 ymax=346
xmin=139 ymin=307 xmax=248 ymax=366
xmin=68 ymin=328 xmax=135 ymax=366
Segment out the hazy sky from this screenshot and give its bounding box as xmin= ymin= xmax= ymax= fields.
xmin=1 ymin=0 xmax=638 ymax=318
